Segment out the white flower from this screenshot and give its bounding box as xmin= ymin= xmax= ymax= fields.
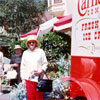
xmin=9 ymin=83 xmax=26 ymax=100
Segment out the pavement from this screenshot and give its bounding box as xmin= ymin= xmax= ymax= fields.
xmin=0 ymin=84 xmax=10 ymax=100
xmin=0 ymin=94 xmax=10 ymax=100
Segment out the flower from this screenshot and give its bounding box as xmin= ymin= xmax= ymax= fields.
xmin=9 ymin=83 xmax=27 ymax=100
xmin=56 ymin=55 xmax=70 ymax=77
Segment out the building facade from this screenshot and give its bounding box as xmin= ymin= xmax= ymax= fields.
xmin=47 ymin=0 xmax=72 ymax=36
xmin=48 ymin=0 xmax=72 ymax=17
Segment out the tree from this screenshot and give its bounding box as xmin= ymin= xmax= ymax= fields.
xmin=0 ymin=0 xmax=47 ymax=39
xmin=39 ymin=31 xmax=71 ymax=73
xmin=39 ymin=32 xmax=71 ymax=61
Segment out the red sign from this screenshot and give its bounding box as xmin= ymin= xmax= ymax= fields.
xmin=78 ymin=0 xmax=100 ymax=16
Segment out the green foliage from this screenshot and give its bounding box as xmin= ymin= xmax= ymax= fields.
xmin=39 ymin=32 xmax=71 ymax=62
xmin=56 ymin=55 xmax=67 ymax=75
xmin=39 ymin=31 xmax=71 ymax=73
xmin=1 ymin=76 xmax=8 ymax=86
xmin=0 ymin=0 xmax=47 ymax=38
xmin=8 ymin=39 xmax=27 ymax=57
xmin=20 ymin=39 xmax=27 ymax=51
xmin=56 ymin=55 xmax=71 ymax=78
xmin=47 ymin=55 xmax=71 ymax=80
xmin=8 ymin=41 xmax=21 ymax=57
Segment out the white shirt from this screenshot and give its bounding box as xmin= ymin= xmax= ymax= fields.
xmin=20 ymin=47 xmax=48 ymax=82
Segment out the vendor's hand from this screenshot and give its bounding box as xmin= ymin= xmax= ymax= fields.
xmin=11 ymin=63 xmax=19 ymax=68
xmin=34 ymin=70 xmax=42 ymax=76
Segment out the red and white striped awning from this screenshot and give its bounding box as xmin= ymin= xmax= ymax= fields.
xmin=37 ymin=17 xmax=63 ymax=39
xmin=20 ymin=28 xmax=39 ymax=40
xmin=54 ymin=14 xmax=72 ymax=31
xmin=20 ymin=14 xmax=72 ymax=40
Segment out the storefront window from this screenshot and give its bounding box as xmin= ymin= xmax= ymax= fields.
xmin=54 ymin=0 xmax=62 ymax=3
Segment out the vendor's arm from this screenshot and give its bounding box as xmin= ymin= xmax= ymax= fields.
xmin=10 ymin=63 xmax=19 ymax=68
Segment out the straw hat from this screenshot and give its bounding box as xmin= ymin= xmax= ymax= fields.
xmin=26 ymin=35 xmax=39 ymax=48
xmin=14 ymin=45 xmax=22 ymax=50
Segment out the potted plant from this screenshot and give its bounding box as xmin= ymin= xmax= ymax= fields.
xmin=39 ymin=31 xmax=71 ymax=99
